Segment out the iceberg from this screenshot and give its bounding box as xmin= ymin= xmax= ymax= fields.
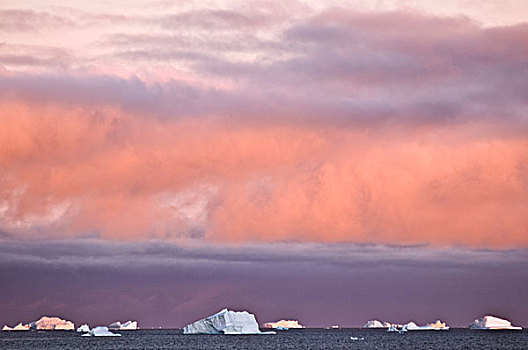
xmin=363 ymin=320 xmax=386 ymax=329
xmin=82 ymin=326 xmax=121 ymax=337
xmin=469 ymin=315 xmax=522 ymax=330
xmin=77 ymin=324 xmax=90 ymax=333
xmin=263 ymin=320 xmax=304 ymax=329
xmin=419 ymin=320 xmax=450 ymax=331
xmin=2 ymin=323 xmax=30 ymax=331
xmin=183 ymin=308 xmax=274 ymax=335
xmin=109 ymin=320 xmax=138 ymax=330
xmin=28 ymin=316 xmax=75 ymax=330
xmin=3 ymin=317 xmax=74 ymax=331
xmin=402 ymin=322 xmax=420 ymax=331
xmin=121 ymin=320 xmax=138 ymax=330
xmin=401 ymin=320 xmax=450 ymax=331
xmin=387 ymin=325 xmax=406 ymax=333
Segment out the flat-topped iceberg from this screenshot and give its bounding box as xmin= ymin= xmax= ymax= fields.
xmin=82 ymin=326 xmax=121 ymax=337
xmin=2 ymin=323 xmax=30 ymax=331
xmin=183 ymin=308 xmax=274 ymax=335
xmin=109 ymin=320 xmax=138 ymax=330
xmin=263 ymin=320 xmax=304 ymax=329
xmin=469 ymin=315 xmax=522 ymax=330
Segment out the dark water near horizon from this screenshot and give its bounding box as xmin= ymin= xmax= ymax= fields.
xmin=1 ymin=329 xmax=527 ymax=350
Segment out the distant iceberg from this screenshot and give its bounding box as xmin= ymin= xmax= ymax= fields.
xmin=402 ymin=322 xmax=420 ymax=331
xmin=387 ymin=325 xmax=406 ymax=333
xmin=263 ymin=320 xmax=304 ymax=329
xmin=109 ymin=320 xmax=138 ymax=330
xmin=29 ymin=316 xmax=75 ymax=330
xmin=77 ymin=324 xmax=90 ymax=333
xmin=183 ymin=308 xmax=274 ymax=335
xmin=363 ymin=320 xmax=386 ymax=329
xmin=2 ymin=323 xmax=30 ymax=331
xmin=469 ymin=316 xmax=522 ymax=330
xmin=3 ymin=316 xmax=74 ymax=331
xmin=82 ymin=326 xmax=121 ymax=337
xmin=420 ymin=320 xmax=450 ymax=331
xmin=401 ymin=320 xmax=449 ymax=331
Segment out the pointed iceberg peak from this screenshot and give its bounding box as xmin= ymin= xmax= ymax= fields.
xmin=469 ymin=315 xmax=522 ymax=330
xmin=402 ymin=322 xmax=420 ymax=331
xmin=2 ymin=323 xmax=30 ymax=331
xmin=363 ymin=320 xmax=386 ymax=328
xmin=183 ymin=308 xmax=274 ymax=335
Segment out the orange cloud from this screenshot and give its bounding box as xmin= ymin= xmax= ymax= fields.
xmin=1 ymin=99 xmax=527 ymax=248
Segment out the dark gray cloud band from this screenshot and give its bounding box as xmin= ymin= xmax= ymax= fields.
xmin=0 ymin=240 xmax=526 ymax=328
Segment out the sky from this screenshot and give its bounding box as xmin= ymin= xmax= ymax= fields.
xmin=0 ymin=0 xmax=527 ymax=328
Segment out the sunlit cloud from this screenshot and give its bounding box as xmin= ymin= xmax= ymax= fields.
xmin=0 ymin=2 xmax=527 ymax=248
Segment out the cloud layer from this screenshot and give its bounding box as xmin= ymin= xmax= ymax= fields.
xmin=1 ymin=3 xmax=528 ymax=247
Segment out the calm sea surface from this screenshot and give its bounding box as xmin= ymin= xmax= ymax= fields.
xmin=1 ymin=329 xmax=527 ymax=349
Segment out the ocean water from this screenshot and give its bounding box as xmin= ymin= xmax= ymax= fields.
xmin=1 ymin=329 xmax=527 ymax=350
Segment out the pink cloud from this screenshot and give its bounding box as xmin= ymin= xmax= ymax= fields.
xmin=1 ymin=8 xmax=527 ymax=248
xmin=1 ymin=99 xmax=527 ymax=247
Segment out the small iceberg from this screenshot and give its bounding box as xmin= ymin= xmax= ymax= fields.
xmin=76 ymin=324 xmax=90 ymax=333
xmin=469 ymin=316 xmax=522 ymax=330
xmin=263 ymin=320 xmax=304 ymax=329
xmin=28 ymin=316 xmax=75 ymax=330
xmin=183 ymin=308 xmax=275 ymax=335
xmin=82 ymin=326 xmax=121 ymax=337
xmin=401 ymin=320 xmax=450 ymax=331
xmin=402 ymin=322 xmax=420 ymax=331
xmin=2 ymin=323 xmax=30 ymax=331
xmin=420 ymin=320 xmax=450 ymax=331
xmin=387 ymin=325 xmax=406 ymax=333
xmin=109 ymin=320 xmax=138 ymax=330
xmin=363 ymin=320 xmax=385 ymax=329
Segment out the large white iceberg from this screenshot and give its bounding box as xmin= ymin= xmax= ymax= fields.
xmin=109 ymin=320 xmax=138 ymax=330
xmin=82 ymin=326 xmax=121 ymax=337
xmin=469 ymin=315 xmax=522 ymax=330
xmin=2 ymin=323 xmax=30 ymax=331
xmin=183 ymin=308 xmax=274 ymax=335
xmin=263 ymin=320 xmax=304 ymax=329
